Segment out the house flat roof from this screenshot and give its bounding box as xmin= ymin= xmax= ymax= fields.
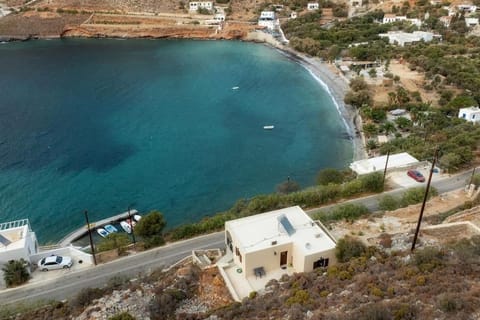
xmin=350 ymin=152 xmax=419 ymax=175
xmin=226 ymin=206 xmax=336 ymax=255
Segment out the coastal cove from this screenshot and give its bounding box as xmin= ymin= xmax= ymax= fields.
xmin=0 ymin=38 xmax=353 ymax=243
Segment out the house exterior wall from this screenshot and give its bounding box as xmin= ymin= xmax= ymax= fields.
xmin=243 ymin=243 xmax=292 ymax=277
xmin=307 ymin=3 xmax=319 ymax=10
xmin=302 ymin=248 xmax=337 ymax=272
xmin=0 ymin=246 xmax=29 ymax=265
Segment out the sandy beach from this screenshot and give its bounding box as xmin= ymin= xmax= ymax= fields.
xmin=246 ymin=31 xmax=367 ymax=162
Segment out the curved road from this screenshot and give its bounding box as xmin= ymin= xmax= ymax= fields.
xmin=0 ymin=168 xmax=475 ymax=306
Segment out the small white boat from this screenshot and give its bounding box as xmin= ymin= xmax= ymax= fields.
xmin=97 ymin=228 xmax=109 ymax=238
xmin=104 ymin=224 xmax=118 ymax=233
xmin=263 ymin=125 xmax=274 ymax=130
xmin=133 ymin=214 xmax=142 ymax=222
xmin=232 ymin=86 xmax=239 ymax=90
xmin=120 ymin=221 xmax=132 ymax=234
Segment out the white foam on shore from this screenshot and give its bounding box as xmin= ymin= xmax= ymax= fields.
xmin=303 ymin=65 xmax=353 ymax=137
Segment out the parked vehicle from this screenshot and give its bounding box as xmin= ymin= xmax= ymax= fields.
xmin=407 ymin=169 xmax=425 ymax=182
xmin=38 ymin=255 xmax=73 ymax=271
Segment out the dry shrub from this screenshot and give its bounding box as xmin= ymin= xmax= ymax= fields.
xmin=379 ymin=233 xmax=393 ymax=249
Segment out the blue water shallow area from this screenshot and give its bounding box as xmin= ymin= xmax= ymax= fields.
xmin=0 ymin=39 xmax=352 ymax=243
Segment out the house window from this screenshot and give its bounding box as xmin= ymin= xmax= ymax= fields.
xmin=313 ymin=257 xmax=329 ymax=269
xmin=239 ymin=253 xmax=242 ymax=263
xmin=473 ymin=115 xmax=476 ymax=119
xmin=235 ymin=247 xmax=239 ymax=256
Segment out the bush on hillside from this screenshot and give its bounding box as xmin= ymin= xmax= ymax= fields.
xmin=378 ymin=194 xmax=400 ymax=211
xmin=335 ymin=236 xmax=367 ymax=263
xmin=316 ymin=168 xmax=344 ymax=185
xmin=135 ymin=211 xmax=167 ymax=248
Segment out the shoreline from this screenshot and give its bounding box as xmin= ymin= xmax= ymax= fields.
xmin=246 ymin=31 xmax=367 ymax=162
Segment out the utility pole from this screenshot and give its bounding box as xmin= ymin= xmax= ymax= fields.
xmin=469 ymin=167 xmax=476 ymax=186
xmin=128 ymin=206 xmax=137 ymax=251
xmin=84 ymin=210 xmax=97 ymax=266
xmin=411 ymin=148 xmax=439 ymax=252
xmin=382 ymin=150 xmax=391 ymax=187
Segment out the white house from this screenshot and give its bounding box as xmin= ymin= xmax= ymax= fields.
xmin=189 ymin=1 xmax=213 ymax=11
xmin=379 ymin=31 xmax=439 ymax=46
xmin=350 ymin=152 xmax=420 ymax=175
xmin=465 ymin=17 xmax=479 ymax=27
xmin=307 ymin=2 xmax=319 ymax=10
xmin=458 ymin=106 xmax=480 ymax=123
xmin=221 ymin=206 xmax=336 ymax=299
xmin=458 ymin=4 xmax=477 ymax=13
xmin=258 ymin=11 xmax=277 ymax=30
xmin=290 ymin=11 xmax=297 ymax=19
xmin=0 ymin=219 xmax=39 ymax=266
xmin=382 ymin=14 xmax=407 ymax=23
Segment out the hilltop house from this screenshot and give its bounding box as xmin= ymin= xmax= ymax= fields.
xmin=258 ymin=11 xmax=277 ymax=30
xmin=307 ymin=2 xmax=319 ymax=10
xmin=189 ymin=1 xmax=213 ymax=12
xmin=219 ymin=206 xmax=336 ymax=300
xmin=465 ymin=17 xmax=479 ymax=27
xmin=379 ymin=31 xmax=439 ymax=46
xmin=458 ymin=106 xmax=480 ymax=123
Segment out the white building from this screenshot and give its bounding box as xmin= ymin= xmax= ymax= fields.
xmin=290 ymin=11 xmax=297 ymax=19
xmin=458 ymin=4 xmax=477 ymax=13
xmin=465 ymin=17 xmax=479 ymax=27
xmin=189 ymin=1 xmax=213 ymax=11
xmin=458 ymin=106 xmax=480 ymax=123
xmin=0 ymin=219 xmax=39 ymax=266
xmin=382 ymin=14 xmax=407 ymax=23
xmin=258 ymin=11 xmax=277 ymax=30
xmin=220 ymin=206 xmax=336 ymax=300
xmin=350 ymin=152 xmax=420 ymax=175
xmin=379 ymin=31 xmax=439 ymax=46
xmin=307 ymin=2 xmax=319 ymax=10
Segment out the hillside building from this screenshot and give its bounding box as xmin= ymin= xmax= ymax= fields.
xmin=189 ymin=1 xmax=213 ymax=12
xmin=458 ymin=106 xmax=480 ymax=123
xmin=218 ymin=206 xmax=336 ymax=300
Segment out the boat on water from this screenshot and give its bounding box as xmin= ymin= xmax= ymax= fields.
xmin=120 ymin=221 xmax=132 ymax=234
xmin=104 ymin=224 xmax=118 ymax=233
xmin=97 ymin=228 xmax=109 ymax=238
xmin=263 ymin=125 xmax=274 ymax=130
xmin=232 ymin=86 xmax=239 ymax=90
xmin=133 ymin=214 xmax=142 ymax=222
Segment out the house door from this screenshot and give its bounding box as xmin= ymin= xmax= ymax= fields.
xmin=280 ymin=251 xmax=288 ymax=266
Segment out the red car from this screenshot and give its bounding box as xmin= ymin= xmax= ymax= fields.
xmin=407 ymin=169 xmax=425 ymax=182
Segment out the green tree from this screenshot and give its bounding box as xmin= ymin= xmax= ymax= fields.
xmin=350 ymin=77 xmax=369 ymax=91
xmin=381 ymin=121 xmax=396 ymax=135
xmin=2 ymin=259 xmax=30 ymax=287
xmin=317 ymin=168 xmax=344 ymax=185
xmin=394 ymin=116 xmax=412 ymax=130
xmin=335 ymin=236 xmax=367 ymax=263
xmin=135 ymin=211 xmax=167 ymax=248
xmin=97 ymin=233 xmax=131 ymax=254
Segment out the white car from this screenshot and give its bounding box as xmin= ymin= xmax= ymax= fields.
xmin=38 ymin=255 xmax=73 ymax=271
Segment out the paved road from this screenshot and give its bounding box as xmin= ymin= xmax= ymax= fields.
xmin=0 ymin=232 xmax=225 ymax=306
xmin=308 ymin=169 xmax=474 ymax=215
xmin=0 ymin=168 xmax=475 ymax=307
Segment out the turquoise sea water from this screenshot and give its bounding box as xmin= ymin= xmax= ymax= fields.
xmin=0 ymin=39 xmax=352 ymax=243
